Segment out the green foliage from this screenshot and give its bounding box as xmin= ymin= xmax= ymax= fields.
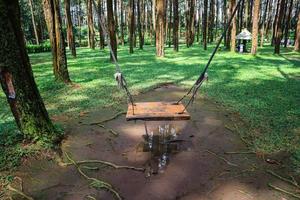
xmin=26 ymin=42 xmax=51 ymax=53
xmin=0 ymin=44 xmax=299 ymax=170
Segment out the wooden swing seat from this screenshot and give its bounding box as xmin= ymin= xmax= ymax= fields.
xmin=126 ymin=102 xmax=190 ymax=121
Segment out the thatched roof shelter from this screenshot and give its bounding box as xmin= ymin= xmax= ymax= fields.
xmin=236 ymin=29 xmax=252 ymax=40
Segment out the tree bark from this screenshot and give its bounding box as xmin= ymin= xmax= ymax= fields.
xmin=173 ymin=0 xmax=179 ymax=51
xmin=137 ymin=0 xmax=145 ymax=49
xmin=208 ymin=0 xmax=215 ymax=43
xmin=96 ymin=0 xmax=105 ymax=49
xmin=65 ymin=0 xmax=76 ymax=57
xmin=78 ymin=0 xmax=82 ymax=46
xmin=203 ymin=0 xmax=208 ymax=50
xmin=260 ymin=0 xmax=269 ymax=47
xmin=107 ymin=0 xmax=117 ymax=60
xmin=120 ymin=0 xmax=125 ymax=45
xmin=28 ymin=0 xmax=40 ymax=45
xmin=43 ymin=0 xmax=71 ymax=83
xmin=251 ymin=0 xmax=260 ymax=54
xmin=168 ymin=0 xmax=172 ymax=47
xmin=186 ymin=0 xmax=195 ymax=47
xmin=230 ymin=0 xmax=236 ymax=52
xmin=283 ymin=0 xmax=293 ymax=47
xmin=274 ymin=0 xmax=286 ymax=53
xmin=0 ymin=0 xmax=60 ymax=144
xmin=294 ymin=12 xmax=300 ymax=51
xmin=156 ymin=0 xmax=166 ymax=57
xmin=129 ymin=0 xmax=135 ymax=53
xmin=87 ymin=0 xmax=95 ymax=49
xmin=114 ymin=0 xmax=119 ymax=44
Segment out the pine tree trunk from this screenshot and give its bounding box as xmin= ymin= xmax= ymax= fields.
xmin=265 ymin=0 xmax=273 ymax=37
xmin=230 ymin=0 xmax=236 ymax=52
xmin=251 ymin=0 xmax=260 ymax=54
xmin=152 ymin=0 xmax=156 ymax=44
xmin=114 ymin=0 xmax=119 ymax=44
xmin=129 ymin=0 xmax=135 ymax=53
xmin=43 ymin=0 xmax=71 ymax=83
xmin=208 ymin=0 xmax=215 ymax=43
xmin=260 ymin=0 xmax=269 ymax=47
xmin=97 ymin=0 xmax=105 ymax=49
xmin=156 ymin=0 xmax=166 ymax=56
xmin=0 ymin=0 xmax=60 ymax=144
xmin=274 ymin=0 xmax=285 ymax=53
xmin=283 ymin=0 xmax=293 ymax=47
xmin=78 ymin=0 xmax=82 ymax=46
xmin=294 ymin=12 xmax=300 ymax=51
xmin=168 ymin=0 xmax=173 ymax=47
xmin=173 ymin=0 xmax=179 ymax=51
xmin=28 ymin=0 xmax=40 ymax=45
xmin=272 ymin=0 xmax=280 ymax=46
xmin=120 ymin=0 xmax=125 ymax=45
xmin=186 ymin=0 xmax=195 ymax=47
xmin=87 ymin=0 xmax=95 ymax=49
xmin=107 ymin=0 xmax=117 ymax=60
xmin=65 ymin=0 xmax=76 ymax=57
xmin=223 ymin=0 xmax=228 ymax=47
xmin=203 ymin=0 xmax=208 ymax=50
xmin=137 ymin=0 xmax=144 ymax=49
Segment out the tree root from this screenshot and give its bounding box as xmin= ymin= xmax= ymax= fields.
xmin=267 ymin=170 xmax=300 ymax=189
xmin=96 ymin=124 xmax=119 ymax=137
xmin=224 ymin=151 xmax=255 ymax=155
xmin=89 ymin=111 xmax=126 ymax=125
xmin=205 ymin=150 xmax=238 ymax=167
xmin=7 ymin=185 xmax=33 ymax=200
xmin=268 ymin=183 xmax=300 ymax=199
xmin=63 ymin=158 xmax=145 ymax=172
xmin=65 ymin=152 xmax=122 ymax=200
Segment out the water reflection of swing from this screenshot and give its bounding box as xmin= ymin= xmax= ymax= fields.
xmin=140 ymin=123 xmax=192 ymax=176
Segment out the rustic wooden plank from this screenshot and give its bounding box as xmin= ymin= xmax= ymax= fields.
xmin=126 ymin=102 xmax=191 ymax=121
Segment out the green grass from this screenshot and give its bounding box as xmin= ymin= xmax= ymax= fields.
xmin=0 ymin=44 xmax=299 ymax=170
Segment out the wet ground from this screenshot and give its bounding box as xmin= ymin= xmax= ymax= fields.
xmin=13 ymin=85 xmax=298 ymax=199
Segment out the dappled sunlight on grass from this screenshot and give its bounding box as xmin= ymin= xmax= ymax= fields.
xmin=0 ymin=44 xmax=299 ymax=155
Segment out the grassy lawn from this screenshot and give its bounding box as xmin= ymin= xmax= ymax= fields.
xmin=0 ymin=44 xmax=299 ymax=170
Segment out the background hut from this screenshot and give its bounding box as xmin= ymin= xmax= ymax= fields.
xmin=236 ymin=29 xmax=252 ymax=53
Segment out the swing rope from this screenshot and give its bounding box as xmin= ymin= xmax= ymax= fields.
xmin=177 ymin=0 xmax=243 ymax=113
xmin=97 ymin=0 xmax=242 ymax=115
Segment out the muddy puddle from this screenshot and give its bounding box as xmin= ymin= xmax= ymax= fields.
xmin=138 ymin=123 xmax=193 ymax=176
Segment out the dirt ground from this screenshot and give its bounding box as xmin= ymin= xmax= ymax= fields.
xmin=12 ymin=85 xmax=298 ymax=200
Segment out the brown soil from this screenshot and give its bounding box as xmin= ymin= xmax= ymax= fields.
xmin=13 ymin=84 xmax=298 ymax=200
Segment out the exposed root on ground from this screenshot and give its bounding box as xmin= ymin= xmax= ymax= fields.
xmin=63 ymin=157 xmax=145 ymax=172
xmin=7 ymin=185 xmax=33 ymax=200
xmin=267 ymin=170 xmax=300 ymax=189
xmin=205 ymin=150 xmax=238 ymax=167
xmin=65 ymin=152 xmax=122 ymax=200
xmin=268 ymin=183 xmax=300 ymax=199
xmin=224 ymin=151 xmax=255 ymax=155
xmin=95 ymin=124 xmax=119 ymax=137
xmin=89 ymin=111 xmax=126 ymax=125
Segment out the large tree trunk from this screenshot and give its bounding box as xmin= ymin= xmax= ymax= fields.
xmin=96 ymin=0 xmax=105 ymax=49
xmin=65 ymin=0 xmax=76 ymax=57
xmin=0 ymin=0 xmax=60 ymax=144
xmin=230 ymin=0 xmax=236 ymax=52
xmin=294 ymin=12 xmax=300 ymax=51
xmin=107 ymin=0 xmax=117 ymax=61
xmin=173 ymin=0 xmax=179 ymax=51
xmin=114 ymin=0 xmax=119 ymax=44
xmin=152 ymin=0 xmax=156 ymax=44
xmin=274 ymin=0 xmax=286 ymax=54
xmin=203 ymin=0 xmax=208 ymax=50
xmin=28 ymin=0 xmax=40 ymax=45
xmin=87 ymin=0 xmax=95 ymax=49
xmin=186 ymin=0 xmax=195 ymax=47
xmin=156 ymin=0 xmax=166 ymax=57
xmin=129 ymin=0 xmax=135 ymax=53
xmin=283 ymin=0 xmax=293 ymax=47
xmin=272 ymin=0 xmax=280 ymax=46
xmin=43 ymin=0 xmax=71 ymax=83
xmin=251 ymin=0 xmax=260 ymax=54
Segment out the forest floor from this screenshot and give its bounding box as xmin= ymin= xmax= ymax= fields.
xmin=4 ymin=84 xmax=300 ymax=199
xmin=0 ymin=45 xmax=299 ymax=199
